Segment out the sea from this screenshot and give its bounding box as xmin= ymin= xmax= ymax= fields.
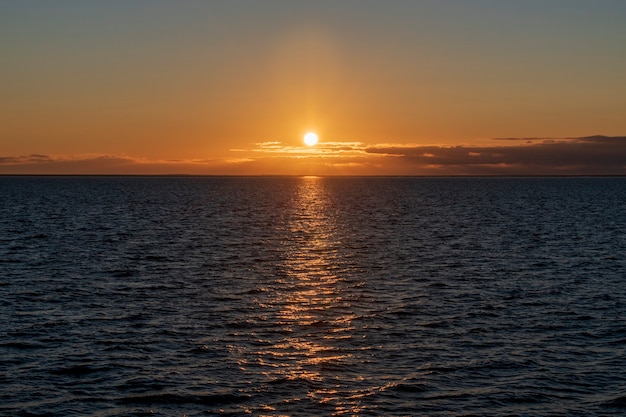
xmin=1 ymin=176 xmax=625 ymax=416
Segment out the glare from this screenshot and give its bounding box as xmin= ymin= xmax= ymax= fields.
xmin=304 ymin=132 xmax=318 ymax=146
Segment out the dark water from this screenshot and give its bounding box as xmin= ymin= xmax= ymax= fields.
xmin=1 ymin=176 xmax=625 ymax=416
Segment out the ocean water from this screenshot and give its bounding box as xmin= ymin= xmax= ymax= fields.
xmin=1 ymin=176 xmax=625 ymax=416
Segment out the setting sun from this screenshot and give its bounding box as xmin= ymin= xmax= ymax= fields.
xmin=304 ymin=132 xmax=319 ymax=146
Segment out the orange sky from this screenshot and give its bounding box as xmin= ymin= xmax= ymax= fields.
xmin=2 ymin=2 xmax=626 ymax=175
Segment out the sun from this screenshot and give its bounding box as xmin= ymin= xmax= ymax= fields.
xmin=303 ymin=132 xmax=318 ymax=146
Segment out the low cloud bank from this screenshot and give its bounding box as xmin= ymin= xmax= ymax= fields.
xmin=0 ymin=154 xmax=233 ymax=175
xmin=1 ymin=136 xmax=624 ymax=175
xmin=365 ymin=136 xmax=626 ymax=175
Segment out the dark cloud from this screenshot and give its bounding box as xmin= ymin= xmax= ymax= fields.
xmin=0 ymin=153 xmax=241 ymax=175
xmin=27 ymin=154 xmax=52 ymax=160
xmin=0 ymin=154 xmax=145 ymax=174
xmin=366 ymin=136 xmax=626 ymax=175
xmin=493 ymin=137 xmax=555 ymax=142
xmin=0 ymin=154 xmax=52 ymax=164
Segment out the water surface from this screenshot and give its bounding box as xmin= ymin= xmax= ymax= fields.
xmin=1 ymin=176 xmax=625 ymax=416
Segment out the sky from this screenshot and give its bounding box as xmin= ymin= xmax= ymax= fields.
xmin=2 ymin=0 xmax=626 ymax=175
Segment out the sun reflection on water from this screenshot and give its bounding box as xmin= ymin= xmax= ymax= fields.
xmin=246 ymin=176 xmax=366 ymax=415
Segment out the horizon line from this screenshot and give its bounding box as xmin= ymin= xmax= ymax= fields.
xmin=2 ymin=174 xmax=625 ymax=178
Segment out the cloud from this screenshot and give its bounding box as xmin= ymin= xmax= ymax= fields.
xmin=0 ymin=154 xmax=53 ymax=164
xmin=365 ymin=136 xmax=626 ymax=175
xmin=0 ymin=153 xmax=235 ymax=175
xmin=0 ymin=154 xmax=135 ymax=170
xmin=1 ymin=136 xmax=624 ymax=175
xmin=251 ymin=140 xmax=368 ymax=158
xmin=240 ymin=136 xmax=622 ymax=174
